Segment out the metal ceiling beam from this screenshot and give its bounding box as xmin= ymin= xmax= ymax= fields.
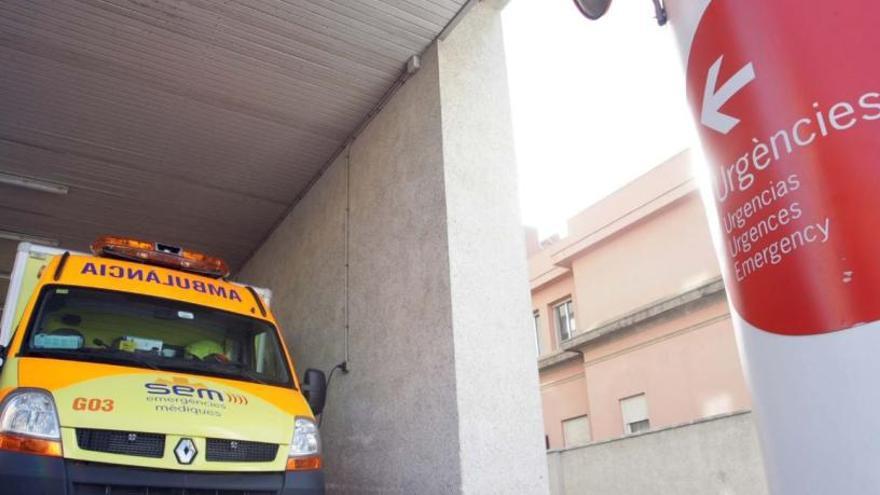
xmin=0 ymin=172 xmax=69 ymax=195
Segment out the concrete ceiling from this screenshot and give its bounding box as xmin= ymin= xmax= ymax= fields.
xmin=0 ymin=0 xmax=467 ymax=301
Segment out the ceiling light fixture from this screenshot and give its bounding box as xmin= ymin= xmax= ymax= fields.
xmin=0 ymin=230 xmax=60 ymax=247
xmin=0 ymin=172 xmax=69 ymax=195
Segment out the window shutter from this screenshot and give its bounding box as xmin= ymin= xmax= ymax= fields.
xmin=620 ymin=394 xmax=649 ymax=432
xmin=562 ymin=415 xmax=591 ymax=447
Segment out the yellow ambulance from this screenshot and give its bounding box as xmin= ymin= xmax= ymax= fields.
xmin=0 ymin=237 xmax=326 ymax=494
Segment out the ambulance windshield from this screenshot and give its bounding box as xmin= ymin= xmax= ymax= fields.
xmin=20 ymin=286 xmax=293 ymax=388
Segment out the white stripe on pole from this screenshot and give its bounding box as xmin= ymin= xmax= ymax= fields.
xmin=736 ymin=312 xmax=880 ymax=493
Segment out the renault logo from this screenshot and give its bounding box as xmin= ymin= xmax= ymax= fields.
xmin=174 ymin=438 xmax=198 ymax=465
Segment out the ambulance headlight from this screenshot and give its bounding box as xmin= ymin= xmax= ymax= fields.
xmin=289 ymin=417 xmax=320 ymax=457
xmin=0 ymin=389 xmax=61 ymax=439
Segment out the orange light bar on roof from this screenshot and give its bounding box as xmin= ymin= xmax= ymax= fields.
xmin=90 ymin=235 xmax=230 ymax=279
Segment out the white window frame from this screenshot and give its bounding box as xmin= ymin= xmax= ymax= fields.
xmin=554 ymin=299 xmax=576 ymax=342
xmin=533 ymin=310 xmax=541 ymax=356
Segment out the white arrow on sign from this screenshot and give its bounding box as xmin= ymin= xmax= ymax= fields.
xmin=701 ymin=55 xmax=756 ymax=134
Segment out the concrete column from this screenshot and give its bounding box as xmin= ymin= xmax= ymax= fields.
xmin=238 ymin=2 xmax=548 ymax=494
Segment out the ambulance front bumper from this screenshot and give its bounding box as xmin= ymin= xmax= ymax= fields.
xmin=0 ymin=450 xmax=325 ymax=494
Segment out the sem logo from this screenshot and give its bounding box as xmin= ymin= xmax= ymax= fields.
xmin=145 ymin=376 xmax=248 ymax=405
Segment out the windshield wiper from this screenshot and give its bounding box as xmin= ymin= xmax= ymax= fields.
xmin=157 ymin=360 xmax=271 ymax=386
xmin=25 ymin=349 xmax=162 ymax=372
xmin=107 ymin=350 xmax=162 ymax=371
xmin=30 ymin=348 xmax=278 ymax=386
xmin=206 ymin=363 xmax=271 ymax=386
xmin=228 ymin=364 xmax=269 ymax=385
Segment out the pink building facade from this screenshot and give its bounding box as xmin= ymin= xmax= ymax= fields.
xmin=529 ymin=150 xmax=752 ymax=449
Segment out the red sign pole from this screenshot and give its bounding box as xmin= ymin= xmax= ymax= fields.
xmin=665 ymin=0 xmax=880 ymax=492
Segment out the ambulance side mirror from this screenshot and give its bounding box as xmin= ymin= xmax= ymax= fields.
xmin=573 ymin=0 xmax=667 ymax=25
xmin=573 ymin=0 xmax=612 ymax=19
xmin=302 ymin=368 xmax=327 ymax=416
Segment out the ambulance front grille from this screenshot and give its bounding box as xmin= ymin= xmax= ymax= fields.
xmin=205 ymin=438 xmax=279 ymax=462
xmin=76 ymin=428 xmax=165 ymax=458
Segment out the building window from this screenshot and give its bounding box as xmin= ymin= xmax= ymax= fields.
xmin=562 ymin=415 xmax=591 ymax=447
xmin=620 ymin=394 xmax=650 ymax=435
xmin=533 ymin=310 xmax=541 ymax=356
xmin=554 ymin=299 xmax=576 ymax=342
